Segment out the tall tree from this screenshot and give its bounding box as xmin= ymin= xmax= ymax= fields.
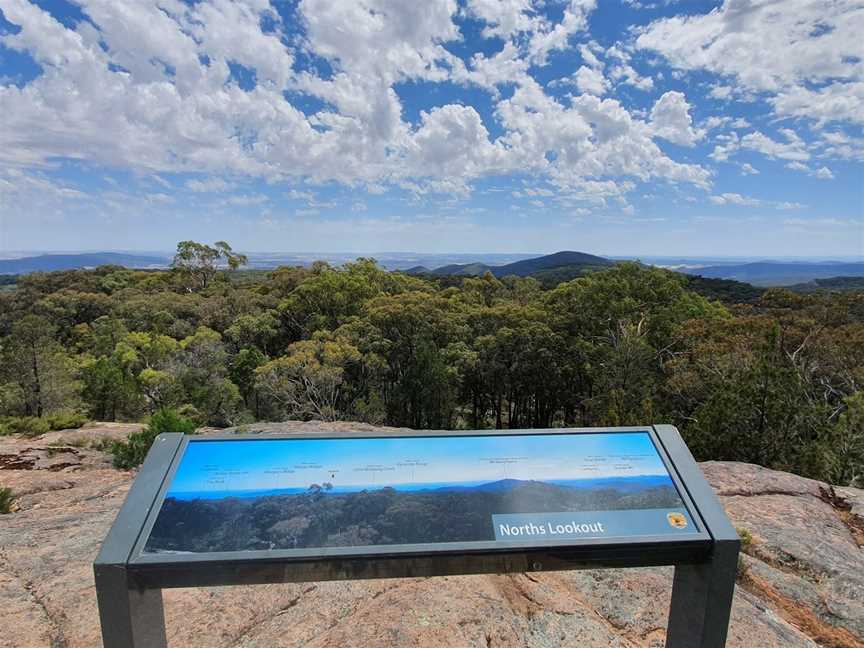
xmin=1 ymin=315 xmax=78 ymax=416
xmin=171 ymin=240 xmax=248 ymax=292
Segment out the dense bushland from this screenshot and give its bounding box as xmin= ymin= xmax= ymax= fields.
xmin=0 ymin=242 xmax=861 ymax=485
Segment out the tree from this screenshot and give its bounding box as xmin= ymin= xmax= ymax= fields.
xmin=171 ymin=240 xmax=248 ymax=292
xmin=225 ymin=311 xmax=280 ymax=354
xmin=174 ymin=327 xmax=243 ymax=425
xmin=81 ymin=356 xmax=131 ymax=421
xmin=229 ymin=347 xmax=267 ymax=415
xmin=255 ymin=337 xmax=361 ymax=421
xmin=1 ymin=315 xmax=79 ymax=417
xmin=825 ymin=391 xmax=864 ymax=487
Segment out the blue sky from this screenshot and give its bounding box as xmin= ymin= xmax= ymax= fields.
xmin=0 ymin=0 xmax=861 ymax=256
xmin=167 ymin=432 xmax=670 ymax=493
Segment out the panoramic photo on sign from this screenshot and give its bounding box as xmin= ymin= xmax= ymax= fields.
xmin=142 ymin=432 xmax=699 ymax=554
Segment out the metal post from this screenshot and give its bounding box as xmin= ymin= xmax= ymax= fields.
xmin=654 ymin=424 xmax=740 ymax=647
xmin=94 ymin=564 xmax=167 ymax=648
xmin=93 ymin=433 xmax=183 ymax=648
xmin=665 ymin=540 xmax=739 ymax=647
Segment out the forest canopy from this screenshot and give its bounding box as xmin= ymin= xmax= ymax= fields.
xmin=1 ymin=241 xmax=862 ymax=487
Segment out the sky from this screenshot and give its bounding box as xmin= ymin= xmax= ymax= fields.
xmin=0 ymin=0 xmax=862 ymax=256
xmin=167 ymin=432 xmax=670 ymax=493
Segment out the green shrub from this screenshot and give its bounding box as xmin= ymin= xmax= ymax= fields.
xmin=45 ymin=411 xmax=88 ymax=431
xmin=109 ymin=409 xmax=196 ymax=469
xmin=0 ymin=416 xmax=50 ymax=437
xmin=736 ymin=527 xmax=754 ymax=578
xmin=0 ymin=487 xmax=14 ymax=514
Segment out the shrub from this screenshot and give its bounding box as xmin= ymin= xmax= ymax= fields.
xmin=736 ymin=527 xmax=754 ymax=578
xmin=0 ymin=487 xmax=14 ymax=514
xmin=45 ymin=411 xmax=88 ymax=431
xmin=0 ymin=416 xmax=50 ymax=437
xmin=109 ymin=408 xmax=196 ymax=469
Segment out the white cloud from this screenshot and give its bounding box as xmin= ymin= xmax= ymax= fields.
xmin=709 ymin=192 xmax=805 ymax=210
xmin=740 ymin=131 xmax=810 ymax=162
xmin=226 ymin=193 xmax=268 ymax=206
xmin=0 ymin=0 xmax=713 ymax=209
xmin=527 ymin=0 xmax=597 ymax=65
xmin=578 ymin=43 xmax=602 ymax=69
xmin=145 ymin=192 xmax=175 ymax=204
xmin=785 ymin=162 xmax=835 ymax=180
xmin=710 ymin=192 xmax=759 ymax=206
xmin=573 ymin=65 xmax=608 ymax=96
xmin=286 ymin=189 xmax=316 ymax=202
xmin=708 ymin=84 xmax=732 ymax=100
xmin=186 ymin=178 xmax=233 ymax=192
xmin=740 ymin=163 xmax=759 ymax=175
xmin=649 ymin=91 xmax=703 ymax=146
xmin=636 ymin=0 xmax=864 ymax=125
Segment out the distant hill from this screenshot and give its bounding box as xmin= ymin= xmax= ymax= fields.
xmin=681 ymin=261 xmax=864 ymax=286
xmin=681 ymin=275 xmax=764 ymax=304
xmin=432 ymin=262 xmax=493 ymax=276
xmin=412 ymin=250 xmax=614 ymax=279
xmin=0 ymin=253 xmax=168 ymax=274
xmin=786 ymin=276 xmax=864 ymax=293
xmin=404 ymin=265 xmax=432 ymax=275
xmin=489 ymin=250 xmax=613 ymax=277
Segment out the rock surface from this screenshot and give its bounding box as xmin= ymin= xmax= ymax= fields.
xmin=0 ymin=422 xmax=862 ymax=648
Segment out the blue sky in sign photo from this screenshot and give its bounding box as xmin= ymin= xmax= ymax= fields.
xmin=0 ymin=0 xmax=861 ymax=254
xmin=167 ymin=433 xmax=672 ymax=493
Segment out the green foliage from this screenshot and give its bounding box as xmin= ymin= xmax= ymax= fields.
xmin=737 ymin=527 xmax=754 ymax=551
xmin=825 ymin=391 xmax=864 ymax=487
xmin=171 ymin=240 xmax=248 ymax=292
xmin=0 ymin=416 xmax=50 ymax=437
xmin=109 ymin=408 xmax=197 ymax=469
xmin=736 ymin=527 xmax=754 ymax=578
xmin=0 ymin=487 xmax=14 ymax=514
xmin=0 ymin=412 xmax=85 ymax=436
xmin=45 ymin=411 xmax=88 ymax=430
xmin=2 ymin=244 xmax=863 ymax=485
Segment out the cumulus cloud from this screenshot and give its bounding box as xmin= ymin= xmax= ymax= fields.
xmin=0 ymin=0 xmax=733 ymax=219
xmin=740 ymin=131 xmax=810 ymax=161
xmin=649 ymin=91 xmax=704 ymax=146
xmin=572 ymin=66 xmax=608 ymax=96
xmin=636 ymin=0 xmax=864 ymax=125
xmin=786 ymin=162 xmax=835 ymax=180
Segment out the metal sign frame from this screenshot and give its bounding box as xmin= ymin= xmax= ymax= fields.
xmin=94 ymin=425 xmax=740 ymax=647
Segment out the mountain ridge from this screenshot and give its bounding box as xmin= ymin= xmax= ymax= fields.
xmin=407 ymin=250 xmax=614 ymax=278
xmin=0 ymin=252 xmax=168 ymax=274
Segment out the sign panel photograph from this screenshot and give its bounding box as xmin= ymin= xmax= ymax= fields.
xmin=140 ymin=430 xmax=702 ymax=556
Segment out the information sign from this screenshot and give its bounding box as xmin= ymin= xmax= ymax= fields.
xmin=94 ymin=425 xmax=740 ymax=648
xmin=141 ymin=431 xmax=702 ymax=555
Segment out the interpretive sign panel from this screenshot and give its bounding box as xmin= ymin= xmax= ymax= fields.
xmin=95 ymin=426 xmax=740 ymax=648
xmin=140 ymin=431 xmax=701 ymax=556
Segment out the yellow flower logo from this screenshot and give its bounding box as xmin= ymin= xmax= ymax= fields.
xmin=667 ymin=512 xmax=688 ymax=529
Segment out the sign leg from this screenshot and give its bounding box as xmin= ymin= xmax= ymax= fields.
xmin=95 ymin=565 xmax=168 ymax=648
xmin=665 ymin=541 xmax=738 ymax=648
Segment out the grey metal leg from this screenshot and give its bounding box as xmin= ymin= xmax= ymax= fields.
xmin=666 ymin=541 xmax=739 ymax=647
xmin=95 ymin=565 xmax=168 ymax=648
